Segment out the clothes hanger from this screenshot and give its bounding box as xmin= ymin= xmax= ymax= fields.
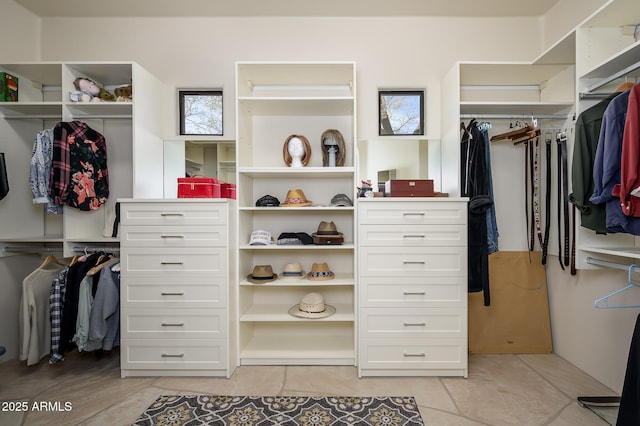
xmin=615 ymin=81 xmax=635 ymax=92
xmin=594 ymin=264 xmax=640 ymax=309
xmin=512 ymin=129 xmax=541 ymax=145
xmin=490 ymin=124 xmax=534 ymax=142
xmin=39 ymin=254 xmax=66 ymax=269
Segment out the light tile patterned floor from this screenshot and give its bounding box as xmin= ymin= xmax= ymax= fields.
xmin=0 ymin=351 xmax=616 ymax=425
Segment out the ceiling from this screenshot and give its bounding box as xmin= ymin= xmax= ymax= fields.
xmin=14 ymin=0 xmax=561 ymax=18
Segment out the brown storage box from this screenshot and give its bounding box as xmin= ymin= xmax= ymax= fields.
xmin=389 ymin=179 xmax=434 ymax=197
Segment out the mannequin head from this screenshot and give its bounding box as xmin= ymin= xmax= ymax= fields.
xmin=283 ymin=134 xmax=311 ymax=167
xmin=321 ymin=129 xmax=346 ymax=167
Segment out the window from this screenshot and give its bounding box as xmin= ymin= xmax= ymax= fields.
xmin=379 ymin=90 xmax=424 ymax=136
xmin=179 ymin=90 xmax=223 ymax=136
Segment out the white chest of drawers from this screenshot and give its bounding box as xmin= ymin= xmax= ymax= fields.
xmin=357 ymin=198 xmax=468 ymax=377
xmin=119 ymin=199 xmax=234 ymax=377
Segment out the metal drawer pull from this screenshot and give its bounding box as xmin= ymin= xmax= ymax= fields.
xmin=403 ymin=234 xmax=425 ymax=238
xmin=403 ymin=352 xmax=426 ymax=357
xmin=161 ymin=261 xmax=184 ymax=265
xmin=403 ymin=322 xmax=426 ymax=327
xmin=403 ymin=261 xmax=425 ymax=264
xmin=161 ymin=322 xmax=185 ymax=327
xmin=161 ymin=212 xmax=184 ymax=216
xmin=160 ymin=292 xmax=185 ymax=296
xmin=403 ymin=291 xmax=426 ymax=295
xmin=161 ymin=353 xmax=185 ymax=358
xmin=402 ymin=212 xmax=425 ymax=216
xmin=161 ymin=234 xmax=184 ymax=238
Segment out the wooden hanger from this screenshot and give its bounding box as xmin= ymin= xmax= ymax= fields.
xmin=512 ymin=129 xmax=541 ymax=145
xmin=490 ymin=124 xmax=534 ymax=142
xmin=39 ymin=254 xmax=66 ymax=269
xmin=615 ymin=81 xmax=635 ymax=92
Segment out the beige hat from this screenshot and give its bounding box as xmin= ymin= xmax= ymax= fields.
xmin=280 ymin=262 xmax=306 ymax=281
xmin=247 ymin=265 xmax=278 ymax=284
xmin=280 ymin=189 xmax=312 ymax=207
xmin=306 ymin=262 xmax=335 ymax=281
xmin=288 ymin=292 xmax=336 ymax=319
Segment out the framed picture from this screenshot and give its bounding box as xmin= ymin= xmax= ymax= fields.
xmin=378 ymin=90 xmax=424 ymax=136
xmin=179 ymin=90 xmax=223 ymax=136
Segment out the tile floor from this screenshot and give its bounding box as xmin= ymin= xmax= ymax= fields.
xmin=0 ymin=350 xmax=618 ymax=425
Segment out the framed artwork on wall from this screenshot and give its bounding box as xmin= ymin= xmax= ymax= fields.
xmin=378 ymin=89 xmax=424 ymax=136
xmin=179 ymin=89 xmax=223 ymax=136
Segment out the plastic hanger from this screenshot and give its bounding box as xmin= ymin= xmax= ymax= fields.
xmin=594 ymin=264 xmax=640 ymax=309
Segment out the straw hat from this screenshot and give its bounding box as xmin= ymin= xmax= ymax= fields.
xmin=306 ymin=262 xmax=335 ymax=281
xmin=288 ymin=292 xmax=336 ymax=319
xmin=280 ymin=262 xmax=306 ymax=281
xmin=312 ymin=221 xmax=344 ymax=245
xmin=247 ymin=265 xmax=278 ymax=284
xmin=280 ymin=189 xmax=312 ymax=207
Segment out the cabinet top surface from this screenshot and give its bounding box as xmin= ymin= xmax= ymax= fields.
xmin=117 ymin=198 xmax=231 ymax=203
xmin=357 ymin=197 xmax=468 ymax=202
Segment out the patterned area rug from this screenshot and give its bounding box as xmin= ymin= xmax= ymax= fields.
xmin=133 ymin=395 xmax=424 ymax=425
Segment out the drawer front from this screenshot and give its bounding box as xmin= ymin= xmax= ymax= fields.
xmin=122 ymin=277 xmax=226 ymax=308
xmin=359 ymin=338 xmax=466 ymax=370
xmin=359 ymin=277 xmax=464 ymax=307
xmin=121 ymin=225 xmax=227 ymax=247
xmin=120 ymin=202 xmax=228 ymax=226
xmin=360 ymin=308 xmax=464 ymax=338
xmin=359 ymin=224 xmax=465 ymax=247
xmin=359 ymin=247 xmax=466 ymax=277
xmin=359 ymin=201 xmax=466 ymax=225
xmin=121 ymin=247 xmax=227 ymax=278
xmin=121 ymin=338 xmax=227 ymax=370
xmin=122 ymin=308 xmax=226 ymax=339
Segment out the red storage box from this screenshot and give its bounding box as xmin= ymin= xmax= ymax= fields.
xmin=389 ymin=179 xmax=434 ymax=197
xmin=177 ymin=176 xmax=220 ymax=198
xmin=221 ymin=183 xmax=236 ymax=199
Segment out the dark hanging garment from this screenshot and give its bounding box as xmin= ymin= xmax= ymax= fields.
xmin=617 ymin=313 xmax=640 ymax=425
xmin=0 ymin=152 xmax=9 ymax=200
xmin=461 ymin=119 xmax=492 ymax=306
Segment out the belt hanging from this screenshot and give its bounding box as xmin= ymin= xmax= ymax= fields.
xmin=556 ymin=132 xmax=570 ymax=269
xmin=541 ymin=133 xmax=552 ymax=265
xmin=533 ymin=137 xmax=543 ymax=250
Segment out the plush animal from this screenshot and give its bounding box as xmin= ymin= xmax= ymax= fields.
xmin=70 ymin=77 xmax=101 ymax=102
xmin=98 ymin=87 xmax=116 ymax=102
xmin=114 ymin=84 xmax=132 ymax=102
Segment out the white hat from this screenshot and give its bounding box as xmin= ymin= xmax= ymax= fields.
xmin=249 ymin=229 xmax=274 ymax=245
xmin=280 ymin=262 xmax=306 ymax=281
xmin=288 ymin=292 xmax=336 ymax=319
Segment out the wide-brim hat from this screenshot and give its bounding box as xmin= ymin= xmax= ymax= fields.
xmin=280 ymin=262 xmax=306 ymax=281
xmin=288 ymin=292 xmax=336 ymax=319
xmin=306 ymin=262 xmax=335 ymax=281
xmin=247 ymin=265 xmax=278 ymax=284
xmin=280 ymin=189 xmax=312 ymax=207
xmin=312 ymin=221 xmax=342 ymax=236
xmin=312 ymin=221 xmax=344 ymax=245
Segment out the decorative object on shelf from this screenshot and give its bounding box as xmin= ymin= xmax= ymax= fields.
xmin=379 ymin=89 xmax=425 ymax=136
xmin=69 ymin=77 xmax=114 ymax=102
xmin=280 ymin=189 xmax=312 ymax=207
xmin=179 ymin=89 xmax=223 ymax=136
xmin=277 ymin=232 xmax=313 ymax=246
xmin=255 ymin=194 xmax=281 ymax=207
xmin=114 ymin=84 xmax=132 ymax=102
xmin=330 ymin=193 xmax=353 ymax=207
xmin=288 ymin=292 xmax=336 ymax=318
xmin=357 ymin=180 xmax=373 ymax=198
xmin=247 ymin=265 xmax=278 ymax=284
xmin=0 ymin=152 xmax=8 ymax=200
xmin=0 ymin=72 xmax=18 ymax=102
xmin=220 ymin=182 xmax=236 ymax=199
xmin=280 ymin=262 xmax=306 ymax=281
xmin=312 ymin=221 xmax=344 ymax=245
xmin=320 ymin=129 xmax=345 ymax=167
xmin=283 ymin=135 xmax=311 ymax=167
xmin=177 ymin=175 xmax=221 ymax=198
xmin=249 ymin=229 xmax=274 ymax=245
xmin=306 ymin=262 xmax=335 ymax=281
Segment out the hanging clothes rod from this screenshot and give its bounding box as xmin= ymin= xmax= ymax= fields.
xmin=579 ymin=92 xmax=614 ymax=100
xmin=71 ymin=246 xmax=120 ymax=253
xmin=2 ymin=114 xmax=62 ymax=120
xmin=585 ymin=256 xmax=640 ymax=272
xmin=3 ymin=246 xmax=63 ymax=253
xmin=70 ymin=114 xmax=131 ymax=120
xmin=582 ymin=61 xmax=640 ymax=94
xmin=460 ymin=113 xmax=569 ymax=120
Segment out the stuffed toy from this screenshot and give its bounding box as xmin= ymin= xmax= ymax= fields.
xmin=114 ymin=84 xmax=132 ymax=102
xmin=69 ymin=77 xmax=101 ymax=102
xmin=98 ymin=87 xmax=116 ymax=102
